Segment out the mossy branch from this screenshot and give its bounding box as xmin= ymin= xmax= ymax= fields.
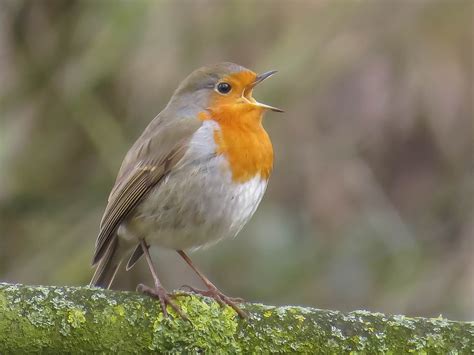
xmin=0 ymin=283 xmax=472 ymax=353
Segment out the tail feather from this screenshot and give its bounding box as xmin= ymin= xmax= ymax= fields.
xmin=126 ymin=242 xmax=147 ymax=271
xmin=90 ymin=238 xmax=122 ymax=289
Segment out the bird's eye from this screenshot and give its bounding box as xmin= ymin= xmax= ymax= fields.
xmin=216 ymin=82 xmax=232 ymax=94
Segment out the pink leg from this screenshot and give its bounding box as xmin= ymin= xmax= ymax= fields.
xmin=177 ymin=250 xmax=247 ymax=318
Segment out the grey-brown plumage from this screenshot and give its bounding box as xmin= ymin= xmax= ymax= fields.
xmin=90 ymin=123 xmax=200 ymax=286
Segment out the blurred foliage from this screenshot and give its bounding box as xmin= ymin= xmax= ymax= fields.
xmin=0 ymin=0 xmax=472 ymax=320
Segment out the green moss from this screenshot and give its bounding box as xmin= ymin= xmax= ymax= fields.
xmin=0 ymin=283 xmax=473 ymax=353
xmin=147 ymin=294 xmax=240 ymax=352
xmin=67 ymin=309 xmax=86 ymax=328
xmin=0 ymin=293 xmax=7 ymax=310
xmin=114 ymin=304 xmax=125 ymax=317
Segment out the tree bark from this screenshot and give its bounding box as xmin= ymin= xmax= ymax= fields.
xmin=0 ymin=283 xmax=472 ymax=353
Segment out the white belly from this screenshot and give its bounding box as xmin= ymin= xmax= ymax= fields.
xmin=119 ymin=121 xmax=268 ymax=250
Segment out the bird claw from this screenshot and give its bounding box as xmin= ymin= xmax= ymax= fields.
xmin=137 ymin=283 xmax=189 ymax=321
xmin=179 ymin=284 xmax=247 ymax=318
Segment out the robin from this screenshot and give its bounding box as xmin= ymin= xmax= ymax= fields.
xmin=90 ymin=62 xmax=282 ymax=318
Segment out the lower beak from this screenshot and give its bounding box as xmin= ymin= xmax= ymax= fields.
xmin=255 ymin=101 xmax=284 ymax=113
xmin=251 ymin=70 xmax=284 ymax=113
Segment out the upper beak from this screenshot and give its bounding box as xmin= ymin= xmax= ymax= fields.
xmin=254 ymin=70 xmax=278 ymax=86
xmin=250 ymin=70 xmax=284 ymax=113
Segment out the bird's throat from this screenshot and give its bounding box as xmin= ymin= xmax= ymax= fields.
xmin=199 ymin=107 xmax=273 ymax=183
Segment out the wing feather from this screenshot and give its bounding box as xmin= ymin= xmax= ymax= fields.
xmin=91 ymin=119 xmax=201 ymax=266
xmin=92 ymin=166 xmax=160 ymax=265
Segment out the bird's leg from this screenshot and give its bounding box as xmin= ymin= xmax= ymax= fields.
xmin=177 ymin=250 xmax=247 ymax=318
xmin=137 ymin=240 xmax=187 ymax=319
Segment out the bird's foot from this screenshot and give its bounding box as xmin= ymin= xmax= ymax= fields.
xmin=180 ymin=284 xmax=247 ymax=318
xmin=137 ymin=283 xmax=188 ymax=320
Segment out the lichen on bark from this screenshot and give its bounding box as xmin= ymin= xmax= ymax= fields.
xmin=0 ymin=283 xmax=472 ymax=353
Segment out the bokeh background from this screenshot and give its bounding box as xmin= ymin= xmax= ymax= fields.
xmin=0 ymin=0 xmax=472 ymax=321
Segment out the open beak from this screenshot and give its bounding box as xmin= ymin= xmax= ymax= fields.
xmin=249 ymin=70 xmax=284 ymax=113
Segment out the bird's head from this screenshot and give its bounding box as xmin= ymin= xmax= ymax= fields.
xmin=170 ymin=62 xmax=282 ymax=122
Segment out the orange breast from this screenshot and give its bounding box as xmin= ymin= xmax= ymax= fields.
xmin=199 ymin=107 xmax=273 ymax=183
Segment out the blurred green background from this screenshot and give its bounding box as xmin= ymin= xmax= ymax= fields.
xmin=0 ymin=0 xmax=472 ymax=321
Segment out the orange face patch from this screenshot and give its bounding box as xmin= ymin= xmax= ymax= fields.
xmin=203 ymin=71 xmax=274 ymax=183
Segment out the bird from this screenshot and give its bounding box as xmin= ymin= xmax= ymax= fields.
xmin=90 ymin=62 xmax=282 ymax=318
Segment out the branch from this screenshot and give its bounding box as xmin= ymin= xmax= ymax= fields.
xmin=0 ymin=283 xmax=472 ymax=352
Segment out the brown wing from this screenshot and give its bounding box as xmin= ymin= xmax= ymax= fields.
xmin=92 ymin=114 xmax=202 ymax=265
